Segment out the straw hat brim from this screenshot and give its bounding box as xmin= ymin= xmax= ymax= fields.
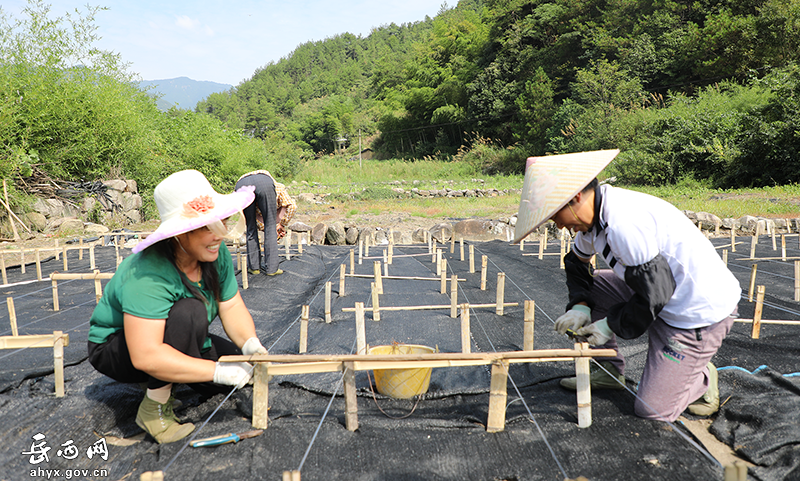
xmin=513 ymin=149 xmax=620 ymax=243
xmin=132 ymin=187 xmax=255 ymax=254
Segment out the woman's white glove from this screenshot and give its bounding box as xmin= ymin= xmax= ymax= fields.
xmin=213 ymin=362 xmax=253 ymax=389
xmin=554 ymin=304 xmax=592 ymax=335
xmin=242 ymin=337 xmax=267 ymax=356
xmin=576 ymin=318 xmax=614 ymax=346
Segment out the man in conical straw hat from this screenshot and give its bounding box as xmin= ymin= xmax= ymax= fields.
xmin=515 ymin=150 xmax=740 ymax=422
xmin=88 ymin=170 xmax=269 ymax=444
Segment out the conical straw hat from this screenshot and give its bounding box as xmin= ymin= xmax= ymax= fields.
xmin=513 ymin=149 xmax=619 ymax=243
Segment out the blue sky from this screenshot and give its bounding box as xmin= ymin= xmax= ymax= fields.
xmin=4 ymin=0 xmax=445 ymax=86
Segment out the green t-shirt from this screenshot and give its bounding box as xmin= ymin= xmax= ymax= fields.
xmin=88 ymin=243 xmax=239 ymax=351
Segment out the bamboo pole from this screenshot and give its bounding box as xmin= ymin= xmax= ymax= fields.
xmin=325 ymin=281 xmax=332 ymax=323
xmin=486 ymin=360 xmax=509 ymax=433
xmin=343 ymin=361 xmax=358 ymax=432
xmin=730 ymin=225 xmax=736 ymax=252
xmin=298 ymin=232 xmax=303 ymax=254
xmin=253 ymin=363 xmax=270 ymax=429
xmin=559 ymin=230 xmax=566 ymax=269
xmin=355 ymin=302 xmax=366 ymax=354
xmin=52 ymin=277 xmax=59 ymax=311
xmin=539 ymin=230 xmax=546 ymax=260
xmin=750 ymin=229 xmax=758 ymax=259
xmin=54 ymin=330 xmax=65 ymax=397
xmin=35 ymin=249 xmax=42 ymax=281
xmin=339 ymin=263 xmax=346 ymax=297
xmin=383 ymin=251 xmax=388 ymax=278
xmin=62 ymin=246 xmax=68 ymax=271
xmin=460 ymin=238 xmax=464 ymax=262
xmin=450 ymin=234 xmax=455 ymax=254
xmin=480 ymin=255 xmax=488 ymax=290
xmin=241 ymin=255 xmax=248 ymax=290
xmin=460 ymin=304 xmax=470 ymax=354
xmin=575 ymin=342 xmax=592 ymax=428
xmin=782 ymin=235 xmax=787 ymax=261
xmin=373 ymin=261 xmax=383 ymax=294
xmin=436 ymin=248 xmax=442 ymax=275
xmin=7 ymin=297 xmax=17 ymax=336
xmin=450 ymin=274 xmax=458 ymax=318
xmin=51 ymin=272 xmax=114 ymax=280
xmin=299 ymin=305 xmax=309 ymax=353
xmin=371 ymin=282 xmax=381 ymax=322
xmin=795 ymin=261 xmax=800 ymax=302
xmin=358 ymin=238 xmax=363 ymax=265
xmin=89 ymin=243 xmax=95 ymax=270
xmin=388 ymin=244 xmax=393 ymax=264
xmin=346 ymin=273 xmax=464 ymax=282
xmin=350 ymin=249 xmax=355 ymax=274
xmin=524 ymin=300 xmax=534 ymax=351
xmin=495 ymin=273 xmax=506 ymax=316
xmin=734 ymin=318 xmax=800 ymax=325
xmin=342 ymin=302 xmax=519 ymax=313
xmin=284 ymin=230 xmax=291 ymax=259
xmin=469 ymin=245 xmax=475 ymax=273
xmin=722 ymin=249 xmax=728 ymax=266
xmin=54 ymin=239 xmax=59 ymax=261
xmin=440 ymin=258 xmax=447 ymax=294
xmin=520 ymin=240 xmax=524 ymax=251
xmin=751 ymin=285 xmax=765 ymax=339
xmin=93 ymin=269 xmax=103 ymax=304
xmin=0 ymin=252 xmax=6 ymax=285
xmin=748 ymin=264 xmax=758 ymax=302
xmin=19 ymin=246 xmax=25 ymax=274
xmin=282 ymin=470 xmax=301 ymax=481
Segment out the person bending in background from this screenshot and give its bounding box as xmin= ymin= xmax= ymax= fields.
xmin=235 ymin=170 xmax=297 ymax=276
xmin=87 ymin=170 xmax=268 ymax=444
xmin=515 ymin=150 xmax=740 ymax=422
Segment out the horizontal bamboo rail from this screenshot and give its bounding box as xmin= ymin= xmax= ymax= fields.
xmin=341 ymin=302 xmax=518 ymax=313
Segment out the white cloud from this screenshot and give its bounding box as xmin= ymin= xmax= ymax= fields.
xmin=175 ymin=15 xmax=200 ymax=30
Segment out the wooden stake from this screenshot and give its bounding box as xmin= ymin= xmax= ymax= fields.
xmin=520 ymin=239 xmax=524 ymax=251
xmin=436 ymin=248 xmax=442 ymax=274
xmin=94 ymin=270 xmax=103 ymax=304
xmin=486 ymin=360 xmax=509 ymax=433
xmin=722 ymin=249 xmax=728 ymax=266
xmin=450 ymin=274 xmax=458 ymax=318
xmin=750 ymin=230 xmax=758 ymax=259
xmin=358 ymin=238 xmax=363 ymax=265
xmin=523 ymin=300 xmax=534 ymax=351
xmin=343 ymin=361 xmax=359 ymax=432
xmin=78 ymin=238 xmax=84 ymax=260
xmin=469 ymin=245 xmax=475 ymax=273
xmin=355 ymin=302 xmax=366 ymax=354
xmin=371 ymin=282 xmax=381 ymax=321
xmin=748 ymin=264 xmax=758 ymax=302
xmin=460 ymin=303 xmax=470 ymax=353
xmin=0 ymin=252 xmax=6 ymax=285
xmin=751 ymin=285 xmax=765 ymax=339
xmin=388 ymin=244 xmax=393 ymax=264
xmin=62 ymin=246 xmax=68 ymax=271
xmin=383 ymin=251 xmax=388 ymax=277
xmin=730 ymin=225 xmax=736 ymax=253
xmin=339 ymin=263 xmax=346 ymax=297
xmin=298 ymin=233 xmax=303 ymax=254
xmin=373 ymin=261 xmax=383 ymax=294
xmin=365 ymin=238 xmax=370 ymax=259
xmin=459 ymin=238 xmax=464 ymax=262
xmin=480 ymin=255 xmax=488 ymax=290
xmin=350 ymin=249 xmax=355 ymax=274
xmin=53 ymin=330 xmax=66 ymax=397
xmin=325 ymin=281 xmax=332 ymax=323
xmin=299 ymin=305 xmax=309 ymax=353
xmin=495 ymin=272 xmax=506 ymax=316
xmin=575 ymin=342 xmax=592 ymax=428
xmin=440 ymin=258 xmax=447 ymax=294
xmin=52 ymin=277 xmax=59 ymax=311
xmin=89 ymin=243 xmax=95 ymax=270
xmin=252 ymin=362 xmax=270 ymax=429
xmin=772 ymin=225 xmax=777 ymax=251
xmin=450 ymin=235 xmax=455 ymax=253
xmin=19 ymin=247 xmax=25 ymax=274
xmin=7 ymin=297 xmax=17 ymax=336
xmin=35 ymin=249 xmax=42 ymax=281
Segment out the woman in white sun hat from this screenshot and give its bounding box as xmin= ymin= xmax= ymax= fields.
xmin=88 ymin=169 xmax=268 ymax=444
xmin=515 ymin=149 xmax=740 ymax=422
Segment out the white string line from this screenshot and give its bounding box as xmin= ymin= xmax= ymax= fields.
xmin=473 ymin=244 xmax=724 ymax=470
xmin=440 ymin=256 xmax=570 ymax=480
xmin=0 ymin=299 xmax=95 ymax=360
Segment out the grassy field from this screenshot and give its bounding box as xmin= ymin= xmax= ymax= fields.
xmin=292 ymin=158 xmax=800 ymax=221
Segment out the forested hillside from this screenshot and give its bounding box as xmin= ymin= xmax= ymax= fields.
xmin=3 ymin=0 xmax=800 ymax=224
xmin=200 ymin=0 xmax=800 ymax=187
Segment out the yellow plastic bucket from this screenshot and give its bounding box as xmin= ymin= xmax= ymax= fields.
xmin=368 ymin=344 xmax=435 ymax=399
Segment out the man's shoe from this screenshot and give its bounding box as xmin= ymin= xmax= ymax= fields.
xmin=687 ymin=363 xmax=719 ymax=416
xmin=266 ymin=269 xmax=283 ymax=276
xmin=560 ymin=361 xmax=625 ymax=391
xmin=247 ymin=269 xmax=260 ymax=275
xmin=135 ymin=395 xmax=195 ymax=444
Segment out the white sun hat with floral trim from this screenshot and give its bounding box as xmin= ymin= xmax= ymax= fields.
xmin=132 ymin=169 xmax=255 ymax=254
xmin=513 ymin=149 xmax=620 ymax=243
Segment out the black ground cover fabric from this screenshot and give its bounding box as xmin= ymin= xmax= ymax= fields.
xmin=0 ymin=235 xmax=799 ymax=480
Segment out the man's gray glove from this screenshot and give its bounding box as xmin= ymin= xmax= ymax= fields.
xmin=242 ymin=337 xmax=267 ymax=356
xmin=575 ymin=318 xmax=614 ymax=346
xmin=213 ymin=362 xmax=253 ymax=389
xmin=554 ymin=304 xmax=592 ymax=335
